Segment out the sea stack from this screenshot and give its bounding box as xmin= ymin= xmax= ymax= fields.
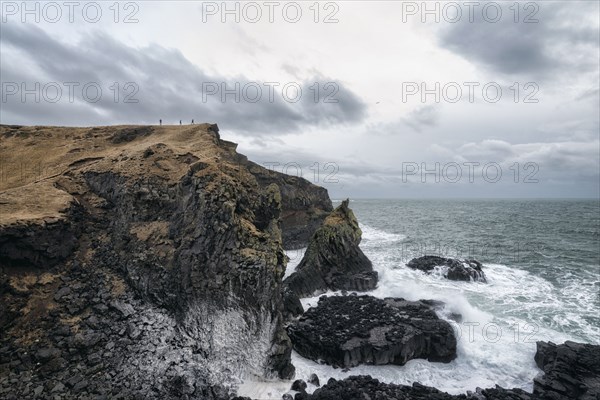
xmin=284 ymin=199 xmax=378 ymax=301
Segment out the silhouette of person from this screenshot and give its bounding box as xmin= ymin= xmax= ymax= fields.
xmin=191 ymin=119 xmax=194 ymax=125
xmin=159 ymin=119 xmax=162 ymax=126
xmin=179 ymin=120 xmax=182 ymax=125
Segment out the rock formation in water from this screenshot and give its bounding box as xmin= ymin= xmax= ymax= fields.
xmin=0 ymin=124 xmax=331 ymax=399
xmin=407 ymin=256 xmax=487 ymax=282
xmin=273 ymin=340 xmax=600 ymax=400
xmin=287 ymin=295 xmax=457 ymax=368
xmin=283 ymin=200 xmax=377 ymax=303
xmin=289 ymin=375 xmax=536 ymax=400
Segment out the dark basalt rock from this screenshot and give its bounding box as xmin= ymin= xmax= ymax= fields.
xmin=303 ymin=376 xmax=535 ymax=400
xmin=291 ymin=379 xmax=308 ymax=393
xmin=284 ymin=200 xmax=377 ymax=303
xmin=533 ymin=341 xmax=600 ymax=400
xmin=307 ymin=376 xmax=466 ymax=400
xmin=287 ymin=295 xmax=457 ymax=368
xmin=0 ymin=206 xmax=81 ymax=269
xmin=234 ymin=155 xmax=333 ymax=251
xmin=308 ymin=373 xmax=320 ymax=387
xmin=407 ymin=256 xmax=487 ymax=283
xmin=1 ymin=124 xmax=327 ymax=399
xmin=282 ymin=286 xmax=305 ymax=321
xmin=291 ymin=340 xmax=600 ymax=400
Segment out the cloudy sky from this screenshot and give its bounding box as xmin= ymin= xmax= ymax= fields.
xmin=1 ymin=1 xmax=599 ymax=198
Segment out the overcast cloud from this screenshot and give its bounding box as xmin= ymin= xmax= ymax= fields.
xmin=1 ymin=1 xmax=598 ymax=198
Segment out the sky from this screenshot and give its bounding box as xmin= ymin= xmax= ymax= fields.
xmin=1 ymin=1 xmax=599 ymax=198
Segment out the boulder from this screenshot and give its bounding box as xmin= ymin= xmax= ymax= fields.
xmin=308 ymin=373 xmax=320 ymax=387
xmin=534 ymin=341 xmax=600 ymax=399
xmin=284 ymin=200 xmax=377 ymax=301
xmin=287 ymin=295 xmax=457 ymax=368
xmin=407 ymin=256 xmax=487 ymax=282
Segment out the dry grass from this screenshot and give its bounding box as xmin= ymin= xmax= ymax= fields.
xmin=0 ymin=124 xmax=227 ymax=227
xmin=0 ymin=181 xmax=74 ymax=226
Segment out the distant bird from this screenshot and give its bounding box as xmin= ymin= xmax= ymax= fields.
xmin=376 ymin=101 xmax=381 ymax=104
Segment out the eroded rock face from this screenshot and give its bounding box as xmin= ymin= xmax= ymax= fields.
xmin=239 ymin=158 xmax=333 ymax=250
xmin=0 ymin=124 xmax=332 ymax=398
xmin=283 ymin=200 xmax=377 ymax=302
xmin=407 ymin=256 xmax=487 ymax=283
xmin=534 ymin=341 xmax=600 ymax=400
xmin=287 ymin=295 xmax=457 ymax=368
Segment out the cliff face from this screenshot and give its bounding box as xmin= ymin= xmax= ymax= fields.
xmin=233 ymin=157 xmax=333 ymax=250
xmin=0 ymin=124 xmax=331 ymax=399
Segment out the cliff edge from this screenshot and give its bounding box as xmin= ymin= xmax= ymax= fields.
xmin=0 ymin=124 xmax=331 ymax=399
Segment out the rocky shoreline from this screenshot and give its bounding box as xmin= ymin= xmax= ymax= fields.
xmin=244 ymin=339 xmax=599 ymax=400
xmin=1 ymin=124 xmax=598 ymax=400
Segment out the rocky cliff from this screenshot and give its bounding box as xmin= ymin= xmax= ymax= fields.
xmin=236 ymin=158 xmax=332 ymax=250
xmin=0 ymin=124 xmax=331 ymax=399
xmin=284 ymin=199 xmax=377 ymax=302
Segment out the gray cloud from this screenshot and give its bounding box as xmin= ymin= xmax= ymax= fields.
xmin=0 ymin=23 xmax=367 ymax=134
xmin=240 ymin=136 xmax=600 ymax=199
xmin=438 ymin=2 xmax=599 ymax=79
xmin=403 ymin=105 xmax=440 ymax=133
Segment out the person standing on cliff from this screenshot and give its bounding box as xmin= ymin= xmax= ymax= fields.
xmin=179 ymin=120 xmax=182 ymax=125
xmin=191 ymin=119 xmax=194 ymax=125
xmin=159 ymin=119 xmax=162 ymax=126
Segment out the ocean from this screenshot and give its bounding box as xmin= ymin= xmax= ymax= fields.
xmin=242 ymin=199 xmax=600 ymax=398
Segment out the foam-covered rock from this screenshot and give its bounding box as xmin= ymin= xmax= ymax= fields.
xmin=407 ymin=256 xmax=487 ymax=282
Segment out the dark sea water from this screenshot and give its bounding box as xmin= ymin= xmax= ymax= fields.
xmin=348 ymin=198 xmax=600 ymax=342
xmin=244 ymin=199 xmax=600 ymax=398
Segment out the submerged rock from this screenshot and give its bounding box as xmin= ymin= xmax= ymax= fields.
xmin=407 ymin=256 xmax=487 ymax=282
xmin=534 ymin=341 xmax=600 ymax=400
xmin=283 ymin=200 xmax=377 ymax=302
xmin=287 ymin=295 xmax=457 ymax=368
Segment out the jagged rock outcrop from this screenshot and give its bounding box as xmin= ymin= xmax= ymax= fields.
xmin=283 ymin=200 xmax=377 ymax=303
xmin=533 ymin=341 xmax=600 ymax=399
xmin=407 ymin=256 xmax=487 ymax=283
xmin=287 ymin=295 xmax=457 ymax=368
xmin=294 ymin=376 xmax=535 ymax=400
xmin=304 ymin=376 xmax=466 ymax=399
xmin=0 ymin=124 xmax=333 ymax=399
